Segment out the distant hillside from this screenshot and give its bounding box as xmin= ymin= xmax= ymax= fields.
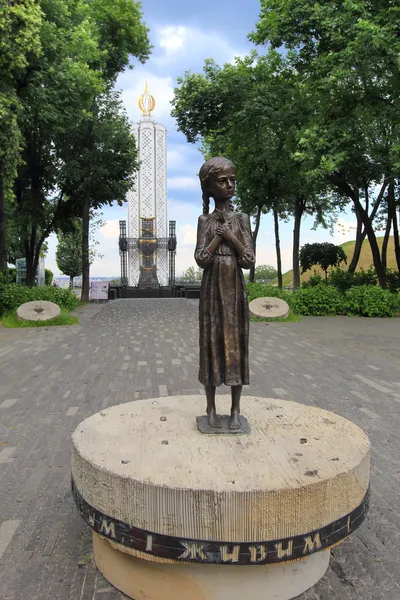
xmin=280 ymin=236 xmax=397 ymax=287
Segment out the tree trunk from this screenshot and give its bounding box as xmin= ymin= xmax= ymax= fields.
xmin=25 ymin=225 xmax=38 ymax=287
xmin=292 ymin=196 xmax=304 ymax=290
xmin=352 ymin=196 xmax=386 ymax=287
xmin=25 ymin=224 xmax=49 ymax=287
xmin=382 ymin=181 xmax=394 ymax=270
xmin=273 ymin=205 xmax=283 ymax=289
xmin=330 ymin=174 xmax=386 ymax=287
xmin=348 ymin=210 xmax=365 ymax=273
xmin=25 ymin=247 xmax=35 ymax=286
xmin=249 ymin=205 xmax=262 ymax=283
xmin=81 ymin=195 xmax=90 ymax=301
xmin=26 ymin=238 xmax=46 ymax=288
xmin=70 ymin=275 xmax=74 ymax=287
xmin=392 ymin=186 xmax=400 ymax=272
xmin=80 ymin=116 xmax=94 ymax=302
xmin=348 ymin=181 xmax=388 ymax=273
xmin=0 ymin=168 xmax=7 ymax=271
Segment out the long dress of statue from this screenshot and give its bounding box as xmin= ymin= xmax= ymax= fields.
xmin=195 ymin=157 xmax=255 ymax=430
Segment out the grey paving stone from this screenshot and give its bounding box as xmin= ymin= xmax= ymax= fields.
xmin=0 ymin=301 xmax=399 ymax=599
xmin=0 ymin=400 xmax=18 ymax=409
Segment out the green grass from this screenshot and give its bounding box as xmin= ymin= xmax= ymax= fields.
xmin=0 ymin=308 xmax=79 ymax=328
xmin=278 ymin=236 xmax=397 ymax=287
xmin=250 ymin=310 xmax=301 ymax=323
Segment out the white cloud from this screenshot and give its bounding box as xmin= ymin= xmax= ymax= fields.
xmin=168 ymin=176 xmax=199 ymax=190
xmin=167 ymin=149 xmax=184 ymax=169
xmin=153 ymin=25 xmax=247 ymax=68
xmin=88 ymin=218 xmax=127 ymax=276
xmin=44 ymin=233 xmax=59 ymax=276
xmin=167 ymin=143 xmax=203 ymax=173
xmin=101 ymin=220 xmax=120 ymax=240
xmin=175 ymin=250 xmax=196 ymax=275
xmin=180 ymin=224 xmax=197 ymax=245
xmin=159 ymin=26 xmax=189 ymax=55
xmin=168 ymin=197 xmax=202 ymax=223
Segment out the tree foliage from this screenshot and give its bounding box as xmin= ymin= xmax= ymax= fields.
xmin=56 ymin=214 xmax=103 ymax=285
xmin=180 ymin=266 xmax=203 ymax=282
xmin=56 ymin=222 xmax=83 ymax=285
xmin=251 ymin=0 xmax=400 ymax=286
xmin=0 ymin=0 xmax=43 ymax=270
xmin=45 ymin=269 xmax=53 ymax=285
xmin=299 ymin=243 xmax=347 ymax=280
xmin=60 ymin=89 xmax=140 ymax=300
xmin=172 ymin=52 xmax=340 ymax=290
xmin=254 ymin=265 xmax=277 ymax=281
xmin=1 ymin=0 xmax=150 ymax=286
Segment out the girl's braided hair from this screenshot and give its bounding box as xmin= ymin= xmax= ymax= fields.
xmin=199 ymin=157 xmax=236 ymax=215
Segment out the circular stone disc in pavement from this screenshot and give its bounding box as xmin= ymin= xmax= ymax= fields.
xmin=17 ymin=300 xmax=61 ymax=322
xmin=249 ymin=296 xmax=289 ymax=319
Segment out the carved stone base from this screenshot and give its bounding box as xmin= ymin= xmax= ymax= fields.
xmin=93 ymin=531 xmax=330 ymax=600
xmin=71 ymin=395 xmax=370 ymax=599
xmin=196 ymin=414 xmax=251 ymax=434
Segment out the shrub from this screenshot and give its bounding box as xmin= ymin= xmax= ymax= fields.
xmin=0 ymin=268 xmax=17 ymax=285
xmin=299 ymin=242 xmax=347 ymax=280
xmin=353 ymin=268 xmax=378 ymax=287
xmin=386 ymin=269 xmax=400 ymax=293
xmin=328 ymin=267 xmax=377 ymax=293
xmin=291 ymin=284 xmax=344 ymax=316
xmin=302 ymin=272 xmax=324 ymax=288
xmin=0 ymin=284 xmax=79 ymax=316
xmin=246 ymin=283 xmax=293 ymax=306
xmin=344 ymin=286 xmax=399 ymax=317
xmin=45 ymin=269 xmax=54 ymax=286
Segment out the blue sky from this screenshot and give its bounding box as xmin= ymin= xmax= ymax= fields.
xmin=46 ymin=0 xmax=357 ymax=278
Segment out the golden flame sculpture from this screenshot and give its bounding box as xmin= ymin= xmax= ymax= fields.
xmin=138 ymin=82 xmax=156 ymax=117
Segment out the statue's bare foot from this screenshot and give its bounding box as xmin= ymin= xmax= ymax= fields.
xmin=207 ymin=410 xmax=222 ymax=429
xmin=229 ymin=410 xmax=241 ymax=430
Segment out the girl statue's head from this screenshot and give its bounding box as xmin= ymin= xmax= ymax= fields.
xmin=199 ymin=157 xmax=236 ymax=215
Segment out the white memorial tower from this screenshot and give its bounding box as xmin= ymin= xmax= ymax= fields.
xmin=126 ymin=83 xmax=169 ymax=286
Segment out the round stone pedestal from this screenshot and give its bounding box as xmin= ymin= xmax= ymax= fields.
xmin=93 ymin=531 xmax=330 ymax=600
xmin=249 ymin=297 xmax=290 ymax=320
xmin=17 ymin=300 xmax=60 ymax=322
xmin=71 ymin=395 xmax=370 ymax=600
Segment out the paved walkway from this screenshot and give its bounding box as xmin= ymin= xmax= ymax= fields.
xmin=0 ymin=299 xmax=399 ymax=600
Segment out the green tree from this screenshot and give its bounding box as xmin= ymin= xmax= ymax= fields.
xmin=59 ymin=90 xmax=140 ymax=301
xmin=254 ymin=265 xmax=277 ymax=282
xmin=56 ymin=222 xmax=83 ymax=287
xmin=299 ymin=243 xmax=347 ymax=282
xmin=71 ymin=0 xmax=150 ymax=301
xmin=45 ymin=268 xmax=53 ymax=285
xmin=251 ymin=0 xmax=400 ymax=286
xmin=55 ymin=213 xmax=103 ymax=286
xmin=0 ymin=0 xmax=42 ymax=270
xmin=180 ymin=266 xmax=202 ymax=282
xmin=6 ymin=0 xmax=150 ymax=287
xmin=172 ymin=53 xmax=336 ymax=290
xmin=11 ymin=0 xmax=105 ymax=286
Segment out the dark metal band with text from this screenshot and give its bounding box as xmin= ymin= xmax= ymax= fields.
xmin=72 ymin=478 xmax=369 ymax=565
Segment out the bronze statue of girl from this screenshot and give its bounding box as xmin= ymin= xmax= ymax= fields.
xmin=195 ymin=157 xmax=255 ymax=430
